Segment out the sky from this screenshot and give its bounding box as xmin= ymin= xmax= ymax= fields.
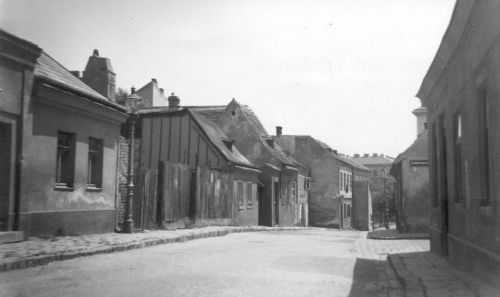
xmin=0 ymin=0 xmax=455 ymax=157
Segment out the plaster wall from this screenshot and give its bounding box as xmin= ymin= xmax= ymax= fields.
xmin=18 ymin=86 xmax=125 ymax=236
xmin=423 ymin=0 xmax=500 ymax=284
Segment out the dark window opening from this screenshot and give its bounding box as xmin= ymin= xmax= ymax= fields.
xmin=478 ymin=91 xmax=492 ymax=206
xmin=56 ymin=132 xmax=75 ymax=187
xmin=88 ymin=137 xmax=103 ymax=188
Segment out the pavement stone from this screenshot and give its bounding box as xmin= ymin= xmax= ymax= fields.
xmin=388 ymin=251 xmax=499 ymax=297
xmin=0 ymin=225 xmax=303 ymax=272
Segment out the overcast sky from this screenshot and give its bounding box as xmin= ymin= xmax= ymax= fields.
xmin=0 ymin=0 xmax=455 ymax=157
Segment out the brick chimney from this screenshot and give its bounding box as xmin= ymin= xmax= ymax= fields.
xmin=354 ymin=153 xmax=360 ymax=158
xmin=82 ymin=49 xmax=116 ymax=100
xmin=412 ymin=106 xmax=428 ymax=137
xmin=168 ymin=92 xmax=180 ymax=108
xmin=276 ymin=126 xmax=282 ymax=136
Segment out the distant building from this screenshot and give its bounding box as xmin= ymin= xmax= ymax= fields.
xmin=390 ymin=107 xmax=429 ymax=233
xmin=417 ymin=0 xmax=500 ymax=284
xmin=274 ymin=131 xmax=369 ymax=229
xmin=0 ymin=30 xmax=128 ymax=238
xmin=134 ymin=78 xmax=169 ymax=107
xmin=352 ymin=153 xmax=395 ymax=226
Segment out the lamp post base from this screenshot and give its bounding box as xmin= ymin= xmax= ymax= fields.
xmin=123 ymin=220 xmax=134 ymax=233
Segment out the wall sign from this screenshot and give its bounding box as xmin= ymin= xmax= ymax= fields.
xmin=410 ymin=160 xmax=429 ymax=167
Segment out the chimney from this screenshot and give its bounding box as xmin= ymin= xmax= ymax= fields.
xmin=363 ymin=153 xmax=369 ymax=157
xmin=151 ymin=78 xmax=157 ymax=85
xmin=276 ymin=126 xmax=283 ymax=136
xmin=130 ymin=86 xmax=136 ymax=94
xmin=373 ymin=153 xmax=378 ymax=157
xmin=412 ymin=106 xmax=428 ymax=137
xmin=82 ymin=49 xmax=116 ymax=101
xmin=70 ymin=71 xmax=81 ymax=78
xmin=159 ymin=88 xmax=164 ymax=95
xmin=168 ymin=92 xmax=180 ymax=108
xmin=332 ymin=150 xmax=338 ymax=154
xmin=354 ymin=153 xmax=360 ymax=158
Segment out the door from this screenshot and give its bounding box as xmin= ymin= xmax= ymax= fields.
xmin=273 ymin=180 xmax=279 ymax=226
xmin=438 ymin=115 xmax=450 ymax=256
xmin=0 ymin=122 xmax=14 ymax=231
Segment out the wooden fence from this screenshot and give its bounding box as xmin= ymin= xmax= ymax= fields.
xmin=135 ymin=163 xmax=234 ymax=229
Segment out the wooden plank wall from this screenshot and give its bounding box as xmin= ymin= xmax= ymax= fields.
xmin=140 ymin=114 xmax=225 ymax=171
xmin=194 ymin=167 xmax=233 ymax=220
xmin=134 ymin=169 xmax=158 ymax=230
xmin=161 ymin=162 xmax=191 ymax=222
xmin=137 ymin=163 xmax=234 ymax=228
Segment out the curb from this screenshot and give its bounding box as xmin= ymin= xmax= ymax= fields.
xmin=0 ymin=226 xmax=303 ymax=273
xmin=368 ymin=234 xmax=429 ymax=240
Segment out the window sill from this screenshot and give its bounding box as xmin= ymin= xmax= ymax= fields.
xmin=247 ymin=205 xmax=253 ymax=209
xmin=53 ymin=184 xmax=74 ymax=191
xmin=238 ymin=205 xmax=245 ymax=211
xmin=86 ymin=186 xmax=102 ymax=192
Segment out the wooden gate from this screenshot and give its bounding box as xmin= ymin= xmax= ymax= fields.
xmin=194 ymin=167 xmax=233 ymax=220
xmin=137 ymin=164 xmax=234 ymax=229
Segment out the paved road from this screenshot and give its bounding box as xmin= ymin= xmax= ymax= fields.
xmin=0 ymin=229 xmax=428 ymax=297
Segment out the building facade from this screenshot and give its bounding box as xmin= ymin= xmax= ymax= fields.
xmin=274 ymin=133 xmax=346 ymax=228
xmin=0 ymin=30 xmax=128 ymax=238
xmin=390 ymin=107 xmax=429 ymax=233
xmin=417 ymin=0 xmax=500 ymax=283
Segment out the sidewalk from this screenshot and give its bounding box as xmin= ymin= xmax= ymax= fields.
xmin=368 ymin=229 xmax=429 ymax=240
xmin=388 ymin=252 xmax=499 ymax=297
xmin=0 ymin=226 xmax=302 ymax=272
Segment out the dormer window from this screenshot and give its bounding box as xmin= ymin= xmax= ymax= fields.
xmin=223 ymin=139 xmax=234 ymax=151
xmin=265 ymin=138 xmax=274 ymax=148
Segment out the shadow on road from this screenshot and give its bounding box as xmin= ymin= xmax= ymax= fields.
xmin=347 ymin=257 xmax=401 ymax=297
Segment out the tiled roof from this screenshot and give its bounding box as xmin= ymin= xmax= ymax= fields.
xmin=238 ymin=103 xmax=295 ymax=167
xmin=352 ymin=155 xmax=394 ymax=166
xmin=338 ymin=156 xmax=370 ymax=172
xmin=34 ymin=51 xmax=126 ymax=111
xmin=186 ymin=106 xmax=226 ymax=123
xmin=189 ymin=110 xmax=257 ymax=169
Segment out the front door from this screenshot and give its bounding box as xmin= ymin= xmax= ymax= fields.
xmin=438 ymin=116 xmax=450 ymax=256
xmin=274 ymin=180 xmax=279 ymax=226
xmin=0 ymin=122 xmax=14 ymax=231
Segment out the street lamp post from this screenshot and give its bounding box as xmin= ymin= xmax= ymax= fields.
xmin=123 ymin=90 xmax=142 ymax=233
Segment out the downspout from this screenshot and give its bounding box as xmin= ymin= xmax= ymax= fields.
xmin=13 ymin=67 xmax=28 ymax=231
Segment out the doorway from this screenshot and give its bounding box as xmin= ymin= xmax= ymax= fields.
xmin=273 ymin=180 xmax=279 ymax=226
xmin=0 ymin=122 xmax=13 ymax=231
xmin=438 ymin=115 xmax=449 ymax=256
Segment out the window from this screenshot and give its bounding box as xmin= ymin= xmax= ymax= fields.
xmin=347 ymin=205 xmax=351 ymax=218
xmin=478 ymin=91 xmax=492 ymax=206
xmin=431 ymin=123 xmax=439 ymax=207
xmin=453 ymin=113 xmax=465 ymax=204
xmin=291 ymin=181 xmax=297 ymax=203
xmin=238 ymin=181 xmax=244 ymax=210
xmin=55 ymin=132 xmax=75 ymax=187
xmin=247 ymin=182 xmax=253 ymax=208
xmin=88 ymin=137 xmax=103 ymax=188
xmin=305 ymin=177 xmax=310 ymax=190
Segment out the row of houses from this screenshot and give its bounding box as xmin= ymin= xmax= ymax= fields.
xmin=0 ymin=29 xmax=372 ymax=241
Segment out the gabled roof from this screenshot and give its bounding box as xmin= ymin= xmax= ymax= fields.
xmin=34 ymin=51 xmax=126 ymax=112
xmin=138 ymin=106 xmax=257 ymax=170
xmin=236 ymin=102 xmax=296 ymax=167
xmin=190 ymin=110 xmax=256 ymax=169
xmin=186 ymin=106 xmax=226 ymax=123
